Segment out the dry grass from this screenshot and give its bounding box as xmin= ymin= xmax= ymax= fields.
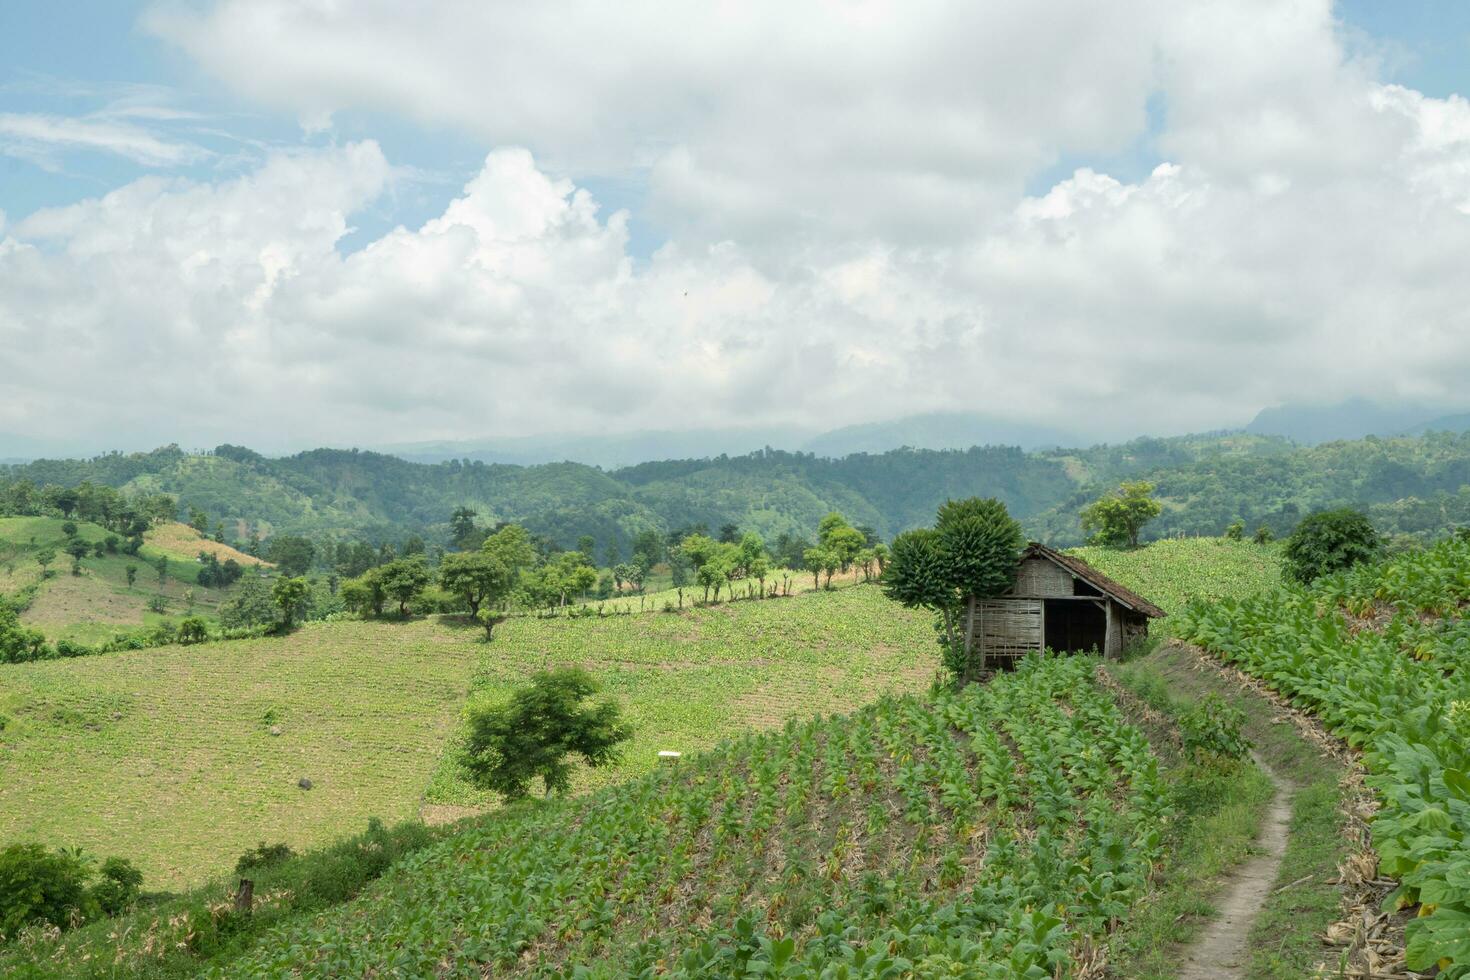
xmin=144 ymin=521 xmax=272 ymax=567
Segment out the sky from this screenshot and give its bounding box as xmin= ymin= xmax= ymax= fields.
xmin=2 ymin=1 xmax=1470 ymax=456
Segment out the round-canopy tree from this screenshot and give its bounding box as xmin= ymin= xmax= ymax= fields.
xmin=1080 ymin=480 xmax=1162 ymax=548
xmin=461 ymin=667 xmax=632 ymax=800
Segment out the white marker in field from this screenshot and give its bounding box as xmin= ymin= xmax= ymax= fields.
xmin=658 ymin=751 xmax=681 ymax=764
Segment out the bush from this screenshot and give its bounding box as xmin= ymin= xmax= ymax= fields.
xmin=147 ymin=595 xmax=168 ymax=614
xmin=1179 ymin=695 xmax=1251 ymax=760
xmin=90 ymin=858 xmax=142 ymax=916
xmin=235 ymin=842 xmax=295 ymax=875
xmin=54 ymin=639 xmax=92 ymax=658
xmin=1283 ymin=508 xmax=1381 ymax=584
xmin=0 ymin=843 xmax=93 ymax=938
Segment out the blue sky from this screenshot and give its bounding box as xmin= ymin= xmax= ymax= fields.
xmin=4 ymin=2 xmax=1470 ymax=454
xmin=0 ymin=2 xmax=660 ymax=256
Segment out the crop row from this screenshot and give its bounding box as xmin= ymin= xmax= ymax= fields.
xmin=1177 ymin=536 xmax=1470 ymax=976
xmin=212 ymin=655 xmax=1170 ymax=978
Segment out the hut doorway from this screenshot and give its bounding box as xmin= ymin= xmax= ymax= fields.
xmin=1043 ymin=600 xmax=1106 ymax=654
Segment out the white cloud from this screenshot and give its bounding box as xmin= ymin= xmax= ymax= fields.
xmin=5 ymin=1 xmax=1470 ymax=452
xmin=0 ymin=112 xmax=209 ymax=168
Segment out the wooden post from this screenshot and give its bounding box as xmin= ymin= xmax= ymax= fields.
xmin=234 ymin=879 xmax=254 ymax=915
xmin=1103 ymin=601 xmax=1116 ymax=659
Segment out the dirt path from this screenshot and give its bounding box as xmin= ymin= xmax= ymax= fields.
xmin=1178 ymin=753 xmax=1294 ymax=979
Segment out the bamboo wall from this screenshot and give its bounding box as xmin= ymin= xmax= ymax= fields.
xmin=1013 ymin=557 xmax=1075 ymax=598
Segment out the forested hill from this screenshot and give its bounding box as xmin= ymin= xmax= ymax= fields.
xmin=5 ymin=430 xmax=1470 ymax=549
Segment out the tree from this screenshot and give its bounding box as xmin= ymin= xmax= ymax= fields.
xmin=449 ymin=506 xmax=480 ymax=549
xmin=380 ymin=557 xmax=431 ymax=616
xmin=737 ymin=531 xmax=766 ymax=577
xmin=65 ymin=537 xmax=90 ymax=574
xmin=611 ymin=562 xmax=634 ymax=592
xmin=803 ymin=546 xmax=829 ymax=590
xmin=482 ymin=524 xmax=537 ymax=578
xmin=125 ymin=564 xmax=137 ymax=587
xmin=576 ymin=535 xmax=596 ymax=558
xmin=749 ymin=554 xmax=771 ymax=597
xmin=340 ymin=569 xmax=388 ymax=618
xmin=884 ymin=497 xmax=1024 ymax=681
xmin=718 ymin=522 xmax=740 ymax=544
xmin=818 ymin=512 xmax=866 ymax=571
xmin=60 ymin=521 xmax=78 ymax=538
xmin=266 ymin=536 xmax=316 ymax=577
xmin=155 ymin=556 xmax=168 ymax=585
xmin=271 ymin=577 xmax=311 ymax=630
xmin=1225 ymin=520 xmax=1244 ymax=541
xmin=461 ymin=668 xmax=632 ymax=800
xmin=1080 ymin=481 xmax=1162 ymax=548
xmin=177 ymin=617 xmax=208 ymax=644
xmin=188 ymin=506 xmax=209 ymax=534
xmin=438 ymin=552 xmax=509 ymax=618
xmin=1253 ymin=525 xmax=1275 ymax=545
xmin=872 ymin=542 xmax=890 ymax=575
xmin=219 ymin=576 xmax=279 ymax=629
xmin=35 ymin=548 xmax=55 ymax=577
xmin=1282 ymin=508 xmax=1381 ymax=584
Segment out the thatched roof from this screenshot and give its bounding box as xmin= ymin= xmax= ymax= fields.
xmin=1019 ymin=542 xmax=1167 ymax=618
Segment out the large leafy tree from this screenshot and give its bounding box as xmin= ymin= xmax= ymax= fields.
xmin=461 ymin=668 xmax=632 ymax=800
xmin=883 ymin=497 xmax=1024 ymax=681
xmin=379 ymin=557 xmax=431 ymax=616
xmin=439 ymin=551 xmax=509 ymax=617
xmin=1282 ymin=508 xmax=1381 ymax=584
xmin=271 ymin=576 xmax=311 ymax=630
xmin=1080 ymin=480 xmax=1162 ymax=548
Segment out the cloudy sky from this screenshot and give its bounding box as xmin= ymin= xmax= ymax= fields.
xmin=3 ymin=1 xmax=1470 ymax=456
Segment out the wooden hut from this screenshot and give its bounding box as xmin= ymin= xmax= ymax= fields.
xmin=965 ymin=543 xmax=1165 ymax=673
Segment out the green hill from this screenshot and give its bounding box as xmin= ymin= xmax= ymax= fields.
xmin=0 ymin=517 xmax=253 ymax=644
xmin=8 ymin=429 xmax=1470 ymax=555
xmin=0 ymin=586 xmax=933 ymax=890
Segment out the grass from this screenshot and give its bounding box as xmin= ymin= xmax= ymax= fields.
xmin=1109 ymin=644 xmax=1349 ymax=980
xmin=0 ymin=516 xmax=249 ymax=643
xmin=0 ymin=620 xmax=479 ymax=889
xmin=1071 ymin=537 xmax=1285 ymax=632
xmin=134 ymin=656 xmax=1174 ymax=978
xmin=1 ymin=585 xmax=933 ymax=890
xmin=427 ymin=583 xmax=934 ymax=810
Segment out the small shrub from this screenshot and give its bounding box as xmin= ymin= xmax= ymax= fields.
xmin=90 ymin=857 xmax=142 ymax=916
xmin=54 ymin=639 xmax=92 ymax=658
xmin=1179 ymin=694 xmax=1251 ymax=760
xmin=147 ymin=595 xmax=168 ymax=614
xmin=235 ymin=842 xmax=295 ymax=875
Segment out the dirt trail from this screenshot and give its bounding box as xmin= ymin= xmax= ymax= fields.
xmin=1178 ymin=754 xmax=1293 ymax=980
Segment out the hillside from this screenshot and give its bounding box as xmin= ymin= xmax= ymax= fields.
xmin=9 ymin=429 xmax=1470 ymax=554
xmin=0 ymin=585 xmax=933 ymax=889
xmin=0 ymin=517 xmax=253 ymax=645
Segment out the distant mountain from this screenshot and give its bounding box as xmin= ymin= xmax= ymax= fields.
xmin=377 ymin=427 xmax=810 ymax=468
xmin=1401 ymin=413 xmax=1470 ymax=437
xmin=800 ymin=412 xmax=1081 ymax=457
xmin=1245 ymin=398 xmax=1458 ymax=445
xmin=384 ymin=412 xmax=1085 ymax=468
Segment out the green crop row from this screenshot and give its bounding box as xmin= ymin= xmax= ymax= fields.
xmin=203 ymin=655 xmax=1169 ymax=978
xmin=1177 ymin=536 xmax=1470 ymax=976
